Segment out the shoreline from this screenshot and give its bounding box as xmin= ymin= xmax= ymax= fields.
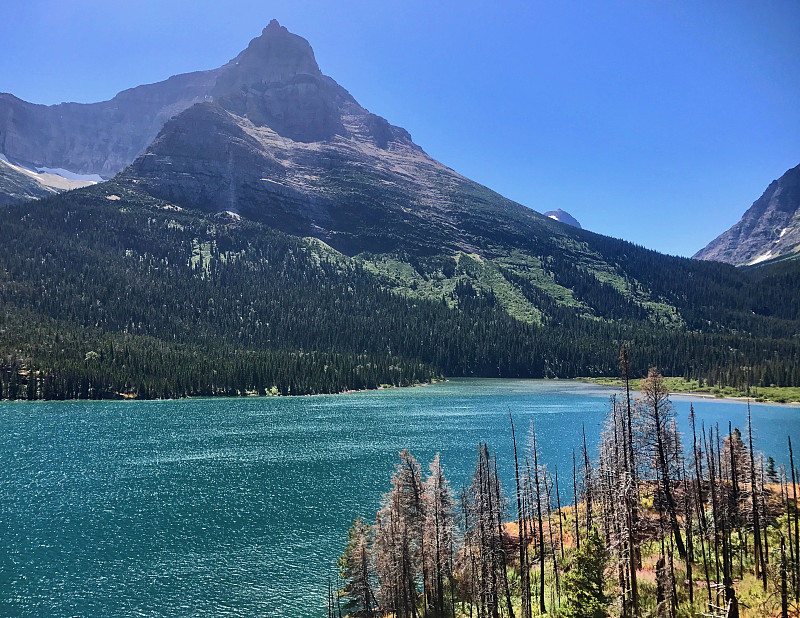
xmin=0 ymin=378 xmax=445 ymax=404
xmin=579 ymin=377 xmax=800 ymax=407
xmin=4 ymin=376 xmax=799 ymax=406
xmin=667 ymin=390 xmax=800 ymax=407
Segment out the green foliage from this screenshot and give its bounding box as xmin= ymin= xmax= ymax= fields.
xmin=1 ymin=181 xmax=799 ymax=400
xmin=560 ymin=528 xmax=609 ymax=618
xmin=338 ymin=518 xmax=374 ymax=616
xmin=583 ymin=376 xmax=800 ymax=404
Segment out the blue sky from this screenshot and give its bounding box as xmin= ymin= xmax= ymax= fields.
xmin=1 ymin=0 xmax=798 ymax=256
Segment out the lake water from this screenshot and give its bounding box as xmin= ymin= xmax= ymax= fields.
xmin=1 ymin=379 xmax=797 ymax=617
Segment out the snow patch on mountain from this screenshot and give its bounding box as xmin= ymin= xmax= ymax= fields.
xmin=0 ymin=154 xmax=100 ymax=190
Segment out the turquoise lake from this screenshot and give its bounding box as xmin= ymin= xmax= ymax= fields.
xmin=1 ymin=379 xmax=798 ymax=616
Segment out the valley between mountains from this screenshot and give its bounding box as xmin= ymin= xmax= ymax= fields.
xmin=0 ymin=20 xmax=798 ymax=400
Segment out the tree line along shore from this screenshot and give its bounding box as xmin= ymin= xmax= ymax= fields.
xmin=582 ymin=377 xmax=800 ymax=406
xmin=335 ymin=347 xmax=800 ymax=618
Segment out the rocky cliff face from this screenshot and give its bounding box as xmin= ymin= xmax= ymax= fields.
xmin=0 ymin=158 xmax=57 ymax=206
xmin=0 ymin=155 xmax=97 ymax=206
xmin=122 ymin=98 xmax=560 ymax=255
xmin=0 ymin=19 xmax=372 ymax=179
xmin=694 ymin=164 xmax=800 ymax=265
xmin=0 ymin=69 xmax=220 ymax=178
xmin=119 ymin=22 xmax=563 ymax=255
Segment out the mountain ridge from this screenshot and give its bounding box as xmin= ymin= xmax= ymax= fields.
xmin=1 ymin=21 xmax=799 ymax=399
xmin=694 ymin=163 xmax=800 ymax=265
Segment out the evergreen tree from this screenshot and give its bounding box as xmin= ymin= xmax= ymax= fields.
xmin=561 ymin=527 xmax=609 ymax=618
xmin=338 ymin=518 xmax=375 ymax=617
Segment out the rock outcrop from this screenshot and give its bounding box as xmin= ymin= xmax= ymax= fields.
xmin=694 ymin=164 xmax=800 ymax=265
xmin=0 ymin=19 xmax=391 ymax=179
xmin=118 ymin=22 xmax=566 ymax=255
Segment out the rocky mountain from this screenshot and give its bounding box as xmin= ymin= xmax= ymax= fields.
xmin=1 ymin=21 xmax=799 ymax=400
xmin=119 ymin=22 xmax=580 ymax=257
xmin=0 ymin=157 xmax=57 ymax=206
xmin=0 ymin=155 xmax=96 ymax=206
xmin=0 ymin=19 xmax=336 ymax=181
xmin=694 ymin=163 xmax=800 ymax=265
xmin=0 ymin=73 xmax=217 ymax=180
xmin=544 ymin=209 xmax=582 ymax=229
xmin=102 ymin=22 xmax=800 ymax=330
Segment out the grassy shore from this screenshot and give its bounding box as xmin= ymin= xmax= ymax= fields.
xmin=581 ymin=376 xmax=800 ymax=404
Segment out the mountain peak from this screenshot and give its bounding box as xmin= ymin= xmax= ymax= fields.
xmin=263 ymin=18 xmax=285 ymax=34
xmin=0 ymin=19 xmax=403 ymax=181
xmin=214 ymin=19 xmax=321 ymax=94
xmin=544 ymin=209 xmax=582 ymax=229
xmin=694 ymin=163 xmax=800 ymax=265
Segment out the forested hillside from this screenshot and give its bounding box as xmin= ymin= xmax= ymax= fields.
xmin=1 ymin=183 xmax=798 ymax=400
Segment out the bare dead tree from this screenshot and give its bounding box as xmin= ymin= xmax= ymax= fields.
xmin=692 ymin=411 xmax=713 ymax=608
xmin=572 ymin=449 xmax=580 ymax=552
xmin=510 ymin=411 xmax=531 ymax=618
xmin=423 ymin=453 xmax=456 ymax=617
xmin=781 ymin=536 xmax=789 ymax=618
xmin=554 ymin=465 xmax=565 ymax=562
xmin=746 ymin=403 xmax=767 ymax=590
xmin=583 ymin=424 xmax=593 ymax=537
xmin=529 ymin=423 xmax=546 ymax=615
xmin=791 ymin=436 xmax=800 ymax=599
xmin=492 ymin=457 xmax=515 ymax=618
xmin=782 ymin=468 xmax=797 ymax=599
xmin=640 ymin=368 xmax=686 ymax=559
xmin=620 ymin=344 xmax=642 ymax=573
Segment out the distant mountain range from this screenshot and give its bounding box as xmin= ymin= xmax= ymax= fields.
xmin=694 ymin=163 xmax=800 ymax=265
xmin=0 ymin=20 xmax=798 ymax=399
xmin=544 ymin=209 xmax=581 ymax=229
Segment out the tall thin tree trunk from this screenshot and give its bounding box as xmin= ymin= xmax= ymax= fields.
xmin=780 ymin=537 xmax=788 ymax=618
xmin=654 ymin=409 xmax=686 ymax=559
xmin=510 ymin=412 xmax=531 ymax=618
xmin=620 ymin=345 xmax=641 ymax=571
xmin=583 ymin=425 xmax=593 ymax=536
xmin=693 ymin=415 xmax=712 ymax=608
xmin=681 ymin=457 xmax=694 ymax=606
xmin=727 ymin=422 xmax=744 ymax=579
xmin=492 ymin=458 xmax=515 ymax=618
xmin=760 ymin=460 xmax=769 ymax=566
xmin=706 ymin=427 xmax=721 ymax=604
xmin=545 ymin=473 xmax=561 ymax=605
xmin=555 ymin=466 xmax=565 ymax=562
xmin=783 ymin=473 xmax=797 ymax=597
xmin=572 ymin=449 xmax=580 ymax=551
xmin=789 ymin=437 xmax=800 ymax=599
xmin=532 ymin=425 xmax=546 ymax=615
xmin=717 ymin=427 xmax=735 ymax=609
xmin=790 ymin=436 xmax=800 ymax=599
xmin=747 ymin=404 xmax=766 ymax=589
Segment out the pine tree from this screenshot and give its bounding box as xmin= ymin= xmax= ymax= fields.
xmin=338 ymin=518 xmax=375 ymax=617
xmin=422 ymin=454 xmax=456 ymax=617
xmin=561 ymin=527 xmax=609 ymax=618
xmin=640 ymin=367 xmax=686 ymax=559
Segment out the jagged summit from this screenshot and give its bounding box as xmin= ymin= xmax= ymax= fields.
xmin=265 ymin=18 xmax=284 ymax=32
xmin=0 ymin=20 xmax=389 ymax=181
xmin=214 ymin=19 xmax=323 ymax=94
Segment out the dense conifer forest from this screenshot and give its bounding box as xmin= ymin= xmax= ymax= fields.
xmin=1 ymin=184 xmax=799 ymax=399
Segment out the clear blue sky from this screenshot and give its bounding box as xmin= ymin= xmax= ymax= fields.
xmin=2 ymin=0 xmax=798 ymax=256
